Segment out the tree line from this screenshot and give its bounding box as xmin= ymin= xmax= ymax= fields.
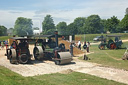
xmin=0 ymin=13 xmax=128 ymax=36
xmin=43 ymin=14 xmax=128 ymax=35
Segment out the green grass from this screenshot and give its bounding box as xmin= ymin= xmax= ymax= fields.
xmin=80 ymin=42 xmax=128 ymax=70
xmin=0 ymin=35 xmax=128 ymax=85
xmin=76 ymin=33 xmax=128 ymax=42
xmin=0 ymin=36 xmax=12 ymax=41
xmin=0 ymin=66 xmax=126 ymax=85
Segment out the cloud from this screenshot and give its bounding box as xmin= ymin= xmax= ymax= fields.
xmin=0 ymin=0 xmax=128 ymax=29
xmin=0 ymin=10 xmax=35 ymax=28
xmin=9 ymin=11 xmax=23 ymax=14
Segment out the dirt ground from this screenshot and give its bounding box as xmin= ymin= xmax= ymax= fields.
xmin=0 ymin=45 xmax=128 ymax=84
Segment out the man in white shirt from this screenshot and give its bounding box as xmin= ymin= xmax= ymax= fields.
xmin=78 ymin=40 xmax=81 ymax=50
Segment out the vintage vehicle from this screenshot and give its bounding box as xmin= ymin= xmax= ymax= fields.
xmin=33 ymin=31 xmax=72 ymax=65
xmin=122 ymin=48 xmax=128 ymax=60
xmin=6 ymin=37 xmax=32 ymax=64
xmin=98 ymin=35 xmax=123 ymax=50
xmin=93 ymin=36 xmax=104 ymax=41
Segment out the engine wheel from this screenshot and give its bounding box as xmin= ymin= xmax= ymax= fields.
xmin=34 ymin=47 xmax=40 ymax=60
xmin=10 ymin=56 xmax=13 ymax=64
xmin=54 ymin=60 xmax=60 ymax=65
xmin=19 ymin=54 xmax=28 ymax=64
xmin=7 ymin=49 xmax=11 ymax=59
xmin=109 ymin=43 xmax=116 ymax=49
xmin=33 ymin=46 xmax=44 ymax=60
xmin=99 ymin=44 xmax=105 ymax=50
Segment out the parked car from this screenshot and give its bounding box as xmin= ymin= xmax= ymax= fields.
xmin=93 ymin=36 xmax=104 ymax=41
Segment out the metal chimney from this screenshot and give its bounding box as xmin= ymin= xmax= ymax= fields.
xmin=55 ymin=31 xmax=58 ymax=47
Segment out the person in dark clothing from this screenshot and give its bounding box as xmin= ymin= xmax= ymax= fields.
xmin=10 ymin=41 xmax=17 ymax=49
xmin=83 ymin=41 xmax=87 ymax=49
xmin=115 ymin=36 xmax=119 ymax=42
xmin=70 ymin=43 xmax=74 ymax=57
xmin=87 ymin=41 xmax=90 ymax=53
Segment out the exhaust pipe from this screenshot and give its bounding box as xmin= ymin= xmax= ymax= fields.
xmin=55 ymin=31 xmax=58 ymax=47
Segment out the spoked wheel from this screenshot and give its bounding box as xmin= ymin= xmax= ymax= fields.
xmin=19 ymin=54 xmax=28 ymax=64
xmin=109 ymin=43 xmax=116 ymax=49
xmin=99 ymin=44 xmax=105 ymax=50
xmin=34 ymin=48 xmax=40 ymax=60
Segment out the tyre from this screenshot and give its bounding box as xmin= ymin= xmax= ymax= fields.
xmin=7 ymin=49 xmax=11 ymax=59
xmin=109 ymin=43 xmax=116 ymax=49
xmin=54 ymin=60 xmax=60 ymax=65
xmin=19 ymin=54 xmax=28 ymax=64
xmin=33 ymin=46 xmax=44 ymax=60
xmin=98 ymin=44 xmax=105 ymax=50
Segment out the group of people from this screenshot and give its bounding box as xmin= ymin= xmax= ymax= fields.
xmin=69 ymin=40 xmax=91 ymax=57
xmin=10 ymin=40 xmax=29 ymax=50
xmin=78 ymin=40 xmax=90 ymax=53
xmin=0 ymin=40 xmax=8 ymax=50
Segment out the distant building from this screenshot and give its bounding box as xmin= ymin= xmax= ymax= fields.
xmin=7 ymin=29 xmax=13 ymax=36
xmin=33 ymin=30 xmax=40 ymax=35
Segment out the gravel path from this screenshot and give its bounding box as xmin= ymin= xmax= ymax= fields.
xmin=0 ymin=45 xmax=128 ymax=84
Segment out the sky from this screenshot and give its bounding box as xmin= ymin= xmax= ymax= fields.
xmin=0 ymin=0 xmax=128 ymax=31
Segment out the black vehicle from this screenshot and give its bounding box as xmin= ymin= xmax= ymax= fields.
xmin=33 ymin=31 xmax=72 ymax=65
xmin=6 ymin=37 xmax=32 ymax=64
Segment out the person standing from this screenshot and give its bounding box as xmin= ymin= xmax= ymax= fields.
xmin=10 ymin=41 xmax=17 ymax=49
xmin=70 ymin=43 xmax=74 ymax=57
xmin=83 ymin=41 xmax=87 ymax=49
xmin=87 ymin=41 xmax=90 ymax=53
xmin=1 ymin=41 xmax=4 ymax=50
xmin=78 ymin=40 xmax=81 ymax=50
xmin=4 ymin=40 xmax=8 ymax=49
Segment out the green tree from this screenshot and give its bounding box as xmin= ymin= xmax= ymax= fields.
xmin=83 ymin=15 xmax=101 ymax=34
xmin=106 ymin=16 xmax=120 ymax=33
xmin=42 ymin=15 xmax=55 ymax=35
xmin=66 ymin=17 xmax=86 ymax=35
xmin=0 ymin=25 xmax=7 ymax=36
xmin=118 ymin=14 xmax=128 ymax=32
xmin=73 ymin=17 xmax=86 ymax=34
xmin=67 ymin=23 xmax=76 ymax=35
xmin=100 ymin=19 xmax=107 ymax=33
xmin=56 ymin=22 xmax=67 ymax=35
xmin=14 ymin=17 xmax=33 ymax=36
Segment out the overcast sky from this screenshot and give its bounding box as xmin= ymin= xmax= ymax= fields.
xmin=0 ymin=0 xmax=128 ymax=30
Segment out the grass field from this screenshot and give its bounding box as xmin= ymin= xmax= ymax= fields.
xmin=0 ymin=66 xmax=126 ymax=85
xmin=0 ymin=36 xmax=12 ymax=41
xmin=0 ymin=34 xmax=128 ymax=85
xmin=75 ymin=33 xmax=128 ymax=42
xmin=0 ymin=33 xmax=128 ymax=41
xmin=79 ymin=42 xmax=128 ymax=70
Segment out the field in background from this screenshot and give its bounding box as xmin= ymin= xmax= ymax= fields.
xmin=0 ymin=33 xmax=128 ymax=42
xmin=0 ymin=36 xmax=12 ymax=41
xmin=75 ymin=33 xmax=128 ymax=42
